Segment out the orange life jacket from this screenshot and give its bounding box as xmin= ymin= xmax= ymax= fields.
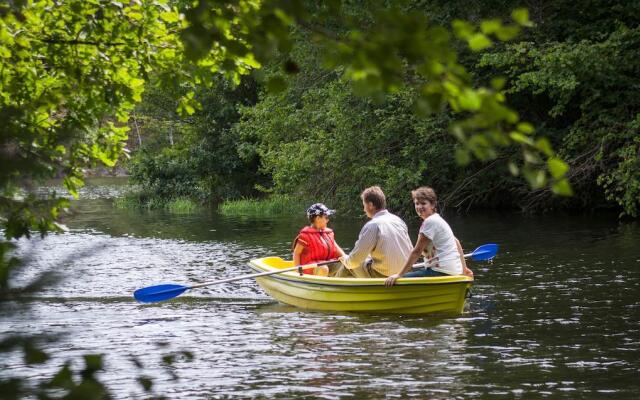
xmin=293 ymin=226 xmax=340 ymax=272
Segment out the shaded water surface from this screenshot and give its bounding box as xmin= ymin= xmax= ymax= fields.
xmin=2 ymin=180 xmax=639 ymax=398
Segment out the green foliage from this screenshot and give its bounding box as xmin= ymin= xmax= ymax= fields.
xmin=114 ymin=191 xmax=199 ymax=213
xmin=114 ymin=191 xmax=158 ymax=210
xmin=181 ymin=0 xmax=568 ymax=197
xmin=234 ymin=72 xmax=464 ymax=213
xmin=0 ymin=0 xmax=180 ymax=238
xmin=597 ymin=121 xmax=640 ymax=218
xmin=215 ymin=0 xmax=640 ymax=215
xmin=479 ymin=24 xmax=640 ymax=215
xmin=0 ymin=0 xmax=269 ymax=239
xmin=128 ymin=78 xmax=262 ymax=204
xmin=219 ymin=195 xmax=306 ymax=216
xmin=166 ymin=198 xmax=198 ymax=213
xmin=2 ymin=0 xmax=583 ymax=240
xmin=130 ymin=147 xmax=204 ymax=200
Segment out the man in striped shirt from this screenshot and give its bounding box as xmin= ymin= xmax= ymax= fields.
xmin=335 ymin=186 xmax=413 ymax=278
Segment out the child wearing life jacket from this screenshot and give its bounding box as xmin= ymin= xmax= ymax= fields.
xmin=292 ymin=203 xmax=345 ymax=276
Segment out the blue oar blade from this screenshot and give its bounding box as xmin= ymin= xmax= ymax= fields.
xmin=134 ymin=284 xmax=189 ymax=303
xmin=470 ymin=243 xmax=499 ymax=261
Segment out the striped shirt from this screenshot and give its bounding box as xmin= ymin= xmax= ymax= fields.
xmin=342 ymin=210 xmax=413 ymax=276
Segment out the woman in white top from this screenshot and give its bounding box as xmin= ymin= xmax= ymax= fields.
xmin=385 ymin=186 xmax=472 ymax=287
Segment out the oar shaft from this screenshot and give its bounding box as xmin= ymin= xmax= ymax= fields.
xmin=188 ymin=259 xmax=338 ymax=289
xmin=412 ymin=259 xmax=437 ymax=269
xmin=412 ymin=244 xmax=491 ymax=269
xmin=189 ymin=266 xmax=298 ymax=288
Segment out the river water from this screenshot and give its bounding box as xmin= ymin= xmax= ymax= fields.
xmin=2 ymin=179 xmax=639 ymax=398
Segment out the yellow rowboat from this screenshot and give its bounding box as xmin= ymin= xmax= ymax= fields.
xmin=248 ymin=256 xmax=474 ymax=315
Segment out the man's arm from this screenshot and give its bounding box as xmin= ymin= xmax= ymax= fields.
xmin=341 ymin=223 xmax=378 ymax=269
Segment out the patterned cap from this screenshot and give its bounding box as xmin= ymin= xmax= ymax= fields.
xmin=306 ymin=203 xmax=336 ymax=217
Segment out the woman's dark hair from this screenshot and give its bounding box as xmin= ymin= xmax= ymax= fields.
xmin=361 ymin=186 xmax=386 ymax=210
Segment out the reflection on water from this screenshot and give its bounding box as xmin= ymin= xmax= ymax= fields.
xmin=2 ymin=180 xmax=640 ymax=398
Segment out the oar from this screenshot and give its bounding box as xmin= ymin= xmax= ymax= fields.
xmin=464 ymin=243 xmax=499 ymax=261
xmin=133 ymin=259 xmax=339 ymax=304
xmin=413 ymin=243 xmax=499 ymax=268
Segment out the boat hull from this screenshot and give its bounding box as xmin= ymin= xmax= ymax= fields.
xmin=249 ymin=257 xmax=473 ymax=315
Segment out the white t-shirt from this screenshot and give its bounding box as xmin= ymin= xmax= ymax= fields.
xmin=419 ymin=213 xmax=462 ymax=275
